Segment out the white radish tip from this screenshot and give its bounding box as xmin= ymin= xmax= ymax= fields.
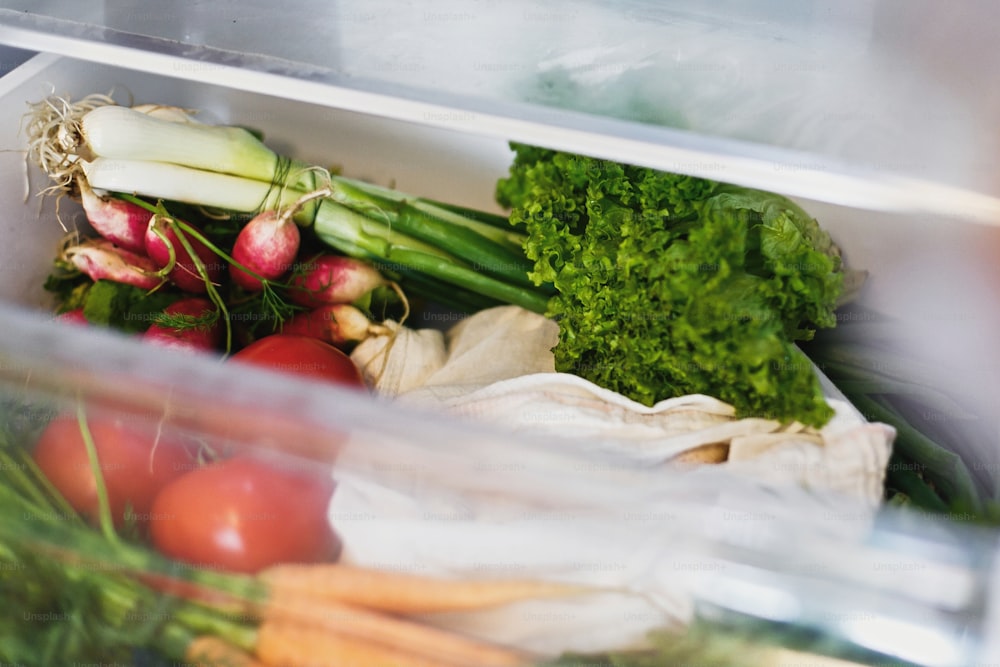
xmin=64 ymin=238 xmax=162 ymax=290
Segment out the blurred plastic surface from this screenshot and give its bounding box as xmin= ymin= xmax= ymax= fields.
xmin=1 ymin=1 xmax=999 ymax=221
xmin=0 ymin=300 xmax=989 ymax=663
xmin=0 ymin=303 xmax=997 ymax=665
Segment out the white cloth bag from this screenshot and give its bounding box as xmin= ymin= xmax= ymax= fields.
xmin=336 ymin=306 xmax=895 ymax=655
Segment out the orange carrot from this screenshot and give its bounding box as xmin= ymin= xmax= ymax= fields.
xmin=260 ymin=596 xmax=530 ymax=667
xmin=259 ymin=563 xmax=590 ymax=614
xmin=186 ymin=635 xmax=266 ymax=667
xmin=255 ymin=619 xmax=455 ymax=667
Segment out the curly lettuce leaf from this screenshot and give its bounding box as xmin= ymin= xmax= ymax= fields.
xmin=497 ymin=144 xmax=844 ymax=427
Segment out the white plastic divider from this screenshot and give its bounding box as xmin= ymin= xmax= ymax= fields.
xmin=1 ymin=16 xmax=999 ymax=224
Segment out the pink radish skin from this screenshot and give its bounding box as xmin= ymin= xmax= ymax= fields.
xmin=64 ymin=238 xmax=162 ymax=290
xmin=229 ymin=210 xmax=301 ymax=291
xmin=145 ymin=215 xmax=225 ymax=294
xmin=56 ymin=308 xmax=89 ymax=326
xmin=78 ymin=178 xmax=151 ymax=254
xmin=143 ymin=297 xmax=221 ymax=351
xmin=281 ymin=304 xmax=389 ymax=349
xmin=288 ymin=255 xmax=385 ymax=308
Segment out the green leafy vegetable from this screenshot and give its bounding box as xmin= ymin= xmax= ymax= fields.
xmin=80 ymin=280 xmax=178 ymax=334
xmin=42 ymin=261 xmax=92 ymax=314
xmin=497 ymin=144 xmax=845 ymax=426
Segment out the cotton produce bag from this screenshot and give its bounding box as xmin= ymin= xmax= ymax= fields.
xmin=333 ymin=306 xmax=894 ymax=654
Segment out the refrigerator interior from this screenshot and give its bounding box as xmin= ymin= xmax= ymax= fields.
xmin=0 ymin=3 xmax=999 ymax=666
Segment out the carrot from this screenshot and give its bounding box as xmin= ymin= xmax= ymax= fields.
xmin=255 ymin=619 xmax=455 ymax=667
xmin=260 ymin=596 xmax=530 ymax=667
xmin=186 ymin=635 xmax=266 ymax=667
xmin=259 ymin=563 xmax=591 ymax=615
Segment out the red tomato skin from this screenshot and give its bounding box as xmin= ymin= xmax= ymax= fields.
xmin=32 ymin=414 xmax=195 ymax=527
xmin=149 ymin=455 xmax=341 ymax=573
xmin=230 ymin=333 xmax=366 ymax=389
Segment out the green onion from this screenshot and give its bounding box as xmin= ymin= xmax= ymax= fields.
xmin=80 ymin=105 xmax=314 ymax=189
xmin=79 ymin=155 xmax=550 ymax=314
xmin=39 ymin=101 xmax=552 ymax=315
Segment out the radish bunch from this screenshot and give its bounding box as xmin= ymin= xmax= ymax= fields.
xmin=56 ymin=182 xmax=396 ymax=355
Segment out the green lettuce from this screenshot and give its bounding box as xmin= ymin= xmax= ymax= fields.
xmin=496 ymin=144 xmax=844 ymax=427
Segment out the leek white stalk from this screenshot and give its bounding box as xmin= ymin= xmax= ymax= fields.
xmin=81 ymin=106 xmax=312 ymax=188
xmin=81 ymin=158 xmax=297 ymax=214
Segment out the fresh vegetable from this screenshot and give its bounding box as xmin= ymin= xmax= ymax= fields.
xmin=1 ymin=464 xmax=538 ymax=666
xmin=142 ymin=297 xmax=221 ymax=351
xmin=253 ymin=620 xmax=460 ymax=667
xmin=230 ymin=333 xmax=366 ymax=389
xmin=145 ymin=213 xmax=225 ymax=294
xmin=31 ymin=412 xmax=194 ymax=528
xmin=27 ymin=99 xmax=551 ymax=314
xmin=55 ymin=307 xmax=88 ymax=325
xmin=230 ymin=209 xmax=301 ymax=292
xmin=259 ymin=563 xmax=589 ymax=615
xmin=63 ymin=237 xmax=162 ymax=290
xmin=65 ymin=279 xmax=178 ymax=334
xmin=261 ymin=597 xmax=529 ymax=667
xmin=149 ymin=454 xmax=342 ymax=573
xmin=185 ymin=636 xmax=266 ymax=667
xmin=288 ymin=254 xmax=387 ymax=308
xmin=280 ymin=304 xmax=390 ymax=349
xmin=495 ymin=144 xmax=847 ymax=426
xmin=27 ymin=96 xmax=854 ymax=425
xmin=78 ymin=176 xmax=150 ymax=254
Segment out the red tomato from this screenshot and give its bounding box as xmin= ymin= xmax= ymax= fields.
xmin=149 ymin=455 xmax=341 ymax=573
xmin=32 ymin=413 xmax=196 ymax=528
xmin=230 ymin=333 xmax=366 ymax=389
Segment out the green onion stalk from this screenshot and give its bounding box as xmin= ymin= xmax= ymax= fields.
xmin=800 ymin=307 xmax=998 ymax=522
xmin=25 ymin=99 xmax=551 ymax=315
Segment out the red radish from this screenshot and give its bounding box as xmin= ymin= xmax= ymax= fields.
xmin=288 ymin=255 xmax=385 ymax=308
xmin=143 ymin=297 xmax=221 ymax=351
xmin=77 ymin=177 xmax=150 ymax=254
xmin=145 ymin=214 xmax=225 ymax=294
xmin=229 ymin=209 xmax=301 ymax=291
xmin=56 ymin=308 xmax=89 ymax=326
xmin=64 ymin=238 xmax=162 ymax=289
xmin=281 ymin=304 xmax=389 ymax=349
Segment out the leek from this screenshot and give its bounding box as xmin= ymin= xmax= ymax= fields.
xmin=29 ymin=99 xmax=551 ymax=314
xmin=79 ymin=105 xmax=302 ymax=187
